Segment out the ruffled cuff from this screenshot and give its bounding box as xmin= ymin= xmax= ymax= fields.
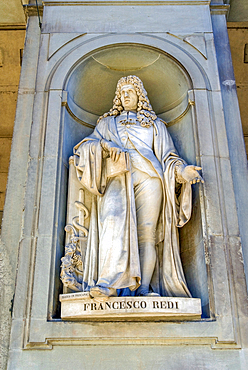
xmin=100 ymin=139 xmax=109 ymax=159
xmin=175 ymin=162 xmax=187 ymax=184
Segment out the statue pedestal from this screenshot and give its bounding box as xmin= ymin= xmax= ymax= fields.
xmin=60 ymin=292 xmax=201 ymax=321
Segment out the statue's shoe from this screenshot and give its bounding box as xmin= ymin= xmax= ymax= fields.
xmin=146 ymin=292 xmax=160 ymax=297
xmin=90 ymin=286 xmax=117 ymax=299
xmin=136 ymin=286 xmax=160 ymax=297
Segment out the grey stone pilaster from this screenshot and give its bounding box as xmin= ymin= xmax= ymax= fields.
xmin=211 ymin=1 xmax=248 ymax=292
xmin=0 ymin=16 xmax=41 ymax=370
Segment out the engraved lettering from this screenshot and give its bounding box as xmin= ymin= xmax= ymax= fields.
xmin=133 ymin=300 xmax=140 ymax=309
xmin=153 ymin=301 xmax=160 ymax=309
xmin=167 ymin=301 xmax=174 ymax=309
xmin=91 ymin=302 xmax=97 ymax=310
xmin=98 ymin=303 xmax=104 ymax=310
xmin=120 ymin=301 xmax=125 ymax=309
xmin=160 ymin=301 xmax=167 ymax=309
xmin=84 ymin=303 xmax=90 ymax=311
xmin=112 ymin=301 xmax=118 ymax=309
xmin=127 ymin=301 xmax=132 ymax=309
xmin=105 ymin=302 xmax=111 ymax=309
xmin=175 ymin=301 xmax=179 ymax=309
xmin=140 ymin=301 xmax=146 ymax=309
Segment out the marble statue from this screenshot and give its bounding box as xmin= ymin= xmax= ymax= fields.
xmin=61 ymin=75 xmax=203 ymax=299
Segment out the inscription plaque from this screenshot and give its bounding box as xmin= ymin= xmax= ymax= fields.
xmin=60 ymin=293 xmax=202 ymax=321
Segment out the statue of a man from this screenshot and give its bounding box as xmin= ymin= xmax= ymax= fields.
xmin=73 ymin=75 xmax=203 ymax=299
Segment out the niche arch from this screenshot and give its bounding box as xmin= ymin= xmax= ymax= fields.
xmin=45 ymin=36 xmax=211 ymax=319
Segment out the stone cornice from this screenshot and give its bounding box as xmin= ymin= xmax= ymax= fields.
xmin=227 ymin=21 xmax=248 ymax=29
xmin=23 ymin=4 xmax=43 ymax=17
xmin=0 ymin=24 xmax=26 ymax=30
xmin=210 ymin=3 xmax=230 ymax=16
xmin=43 ymin=0 xmax=211 ymax=5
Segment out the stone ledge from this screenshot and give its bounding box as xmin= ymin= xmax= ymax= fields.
xmin=44 ymin=0 xmax=211 ymax=5
xmin=60 ymin=293 xmax=202 ymax=321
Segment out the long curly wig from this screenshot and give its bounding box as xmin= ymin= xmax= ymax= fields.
xmin=97 ymin=75 xmax=157 ymax=127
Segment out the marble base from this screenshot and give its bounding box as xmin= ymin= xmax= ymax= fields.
xmin=60 ymin=293 xmax=202 ymax=321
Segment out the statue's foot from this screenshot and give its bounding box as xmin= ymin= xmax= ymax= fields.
xmin=90 ymin=286 xmax=117 ymax=299
xmin=136 ymin=286 xmax=160 ymax=297
xmin=146 ymin=292 xmax=160 ymax=297
xmin=90 ymin=286 xmax=108 ymax=298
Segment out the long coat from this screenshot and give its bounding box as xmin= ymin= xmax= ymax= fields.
xmin=74 ymin=115 xmax=192 ymax=297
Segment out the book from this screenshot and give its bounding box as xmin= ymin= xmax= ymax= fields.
xmin=106 ymin=151 xmax=130 ymax=178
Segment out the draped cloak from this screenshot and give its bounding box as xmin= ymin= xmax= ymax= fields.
xmin=73 ymin=115 xmax=192 ymax=297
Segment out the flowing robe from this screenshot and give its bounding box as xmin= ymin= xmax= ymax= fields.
xmin=74 ymin=115 xmax=192 ymax=297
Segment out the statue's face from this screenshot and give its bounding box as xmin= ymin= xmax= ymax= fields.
xmin=120 ymin=84 xmax=138 ymax=111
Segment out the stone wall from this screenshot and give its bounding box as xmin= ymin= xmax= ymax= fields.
xmin=0 ymin=4 xmax=26 ymax=368
xmin=0 ymin=29 xmax=25 ymax=230
xmin=227 ymin=23 xmax=248 ymax=155
xmin=1 ymin=1 xmax=248 ymax=369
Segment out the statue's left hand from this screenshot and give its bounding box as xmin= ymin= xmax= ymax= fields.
xmin=181 ymin=165 xmax=204 ymax=184
xmin=100 ymin=139 xmax=122 ymax=162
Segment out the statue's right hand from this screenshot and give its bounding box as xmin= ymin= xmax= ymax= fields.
xmin=109 ymin=145 xmax=122 ymax=162
xmin=100 ymin=139 xmax=122 ymax=162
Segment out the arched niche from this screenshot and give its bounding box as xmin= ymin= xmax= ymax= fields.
xmin=65 ymin=44 xmax=190 ymax=125
xmin=54 ymin=43 xmax=209 ymax=318
xmin=62 ymin=44 xmax=198 ymax=167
